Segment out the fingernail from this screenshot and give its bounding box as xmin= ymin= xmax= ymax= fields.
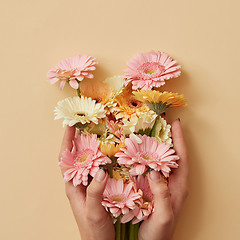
xmin=149 ymin=170 xmax=160 ymax=181
xmin=95 ymin=168 xmax=106 ymax=182
xmin=176 ymin=118 xmax=180 ymax=121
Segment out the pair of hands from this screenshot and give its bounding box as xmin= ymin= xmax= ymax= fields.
xmin=59 ymin=119 xmax=189 ymax=240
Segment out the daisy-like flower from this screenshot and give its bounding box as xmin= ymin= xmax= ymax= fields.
xmin=116 ymin=134 xmax=179 ymax=178
xmin=54 ymin=96 xmax=106 ymax=127
xmin=47 ymin=54 xmax=97 ymax=90
xmin=124 ymin=51 xmax=181 ymax=90
xmin=102 ymin=178 xmax=142 ymax=223
xmin=100 ymin=142 xmax=125 ymax=158
xmin=113 ymin=84 xmax=149 ymax=119
xmin=59 ymin=134 xmax=111 ymax=186
xmin=151 ymin=116 xmax=172 ymax=145
xmin=106 ymin=118 xmax=124 ymax=141
xmin=131 ymin=175 xmax=154 ymax=224
xmin=121 ymin=111 xmax=157 ymax=136
xmin=112 ymin=166 xmax=131 ymax=183
xmin=133 ymin=90 xmax=187 ymax=114
xmin=79 ymin=78 xmax=114 ymax=105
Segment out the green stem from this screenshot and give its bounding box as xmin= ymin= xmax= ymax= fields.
xmin=121 ymin=223 xmax=126 ymax=240
xmin=134 ymin=223 xmax=139 ymax=240
xmin=76 ymin=88 xmax=81 ymax=97
xmin=115 ymin=218 xmax=121 ymax=240
xmin=129 ymin=223 xmax=135 ymax=240
xmin=125 ymin=222 xmax=130 ymax=240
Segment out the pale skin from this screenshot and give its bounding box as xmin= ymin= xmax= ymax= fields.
xmin=59 ymin=119 xmax=188 ymax=240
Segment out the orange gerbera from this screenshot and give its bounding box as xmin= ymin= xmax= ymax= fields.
xmin=100 ymin=142 xmax=125 ymax=157
xmin=113 ymin=84 xmax=149 ymax=119
xmin=133 ymin=90 xmax=187 ymax=114
xmin=79 ymin=78 xmax=114 ymax=105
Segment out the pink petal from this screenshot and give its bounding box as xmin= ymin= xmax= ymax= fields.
xmin=69 ymin=79 xmax=79 ymax=89
xmin=58 ymin=80 xmax=66 ymax=90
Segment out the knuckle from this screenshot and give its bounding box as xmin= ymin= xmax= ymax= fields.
xmin=158 ymin=211 xmax=175 ymax=226
xmin=65 ymin=185 xmax=77 ymax=201
xmin=86 ymin=185 xmax=102 ymax=200
xmin=86 ymin=186 xmax=96 ymax=198
xmin=155 ymin=185 xmax=170 ymax=199
xmin=86 ymin=210 xmax=103 ymax=225
xmin=86 ymin=185 xmax=102 ymax=199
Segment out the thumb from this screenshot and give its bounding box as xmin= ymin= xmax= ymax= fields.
xmin=86 ymin=168 xmax=108 ymax=222
xmin=148 ymin=170 xmax=174 ymax=222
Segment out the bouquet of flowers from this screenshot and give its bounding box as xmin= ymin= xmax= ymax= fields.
xmin=47 ymin=51 xmax=187 ymax=240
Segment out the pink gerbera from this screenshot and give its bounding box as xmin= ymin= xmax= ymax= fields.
xmin=131 ymin=175 xmax=154 ymax=223
xmin=102 ymin=178 xmax=142 ymax=223
xmin=47 ymin=54 xmax=97 ymax=90
xmin=124 ymin=51 xmax=181 ymax=90
xmin=106 ymin=118 xmax=124 ymax=141
xmin=59 ymin=134 xmax=111 ymax=186
xmin=116 ymin=134 xmax=179 ymax=177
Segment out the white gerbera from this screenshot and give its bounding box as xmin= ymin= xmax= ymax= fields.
xmin=151 ymin=116 xmax=172 ymax=146
xmin=122 ymin=111 xmax=157 ymax=135
xmin=54 ymin=96 xmax=106 ymax=127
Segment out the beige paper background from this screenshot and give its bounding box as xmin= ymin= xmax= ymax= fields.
xmin=1 ymin=0 xmax=240 ymax=239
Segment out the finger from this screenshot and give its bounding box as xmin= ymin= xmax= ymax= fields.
xmin=169 ymin=119 xmax=189 ymax=215
xmin=65 ymin=182 xmax=86 ymax=223
xmin=147 ymin=170 xmax=174 ymax=223
xmin=59 ymin=126 xmax=76 ymax=161
xmin=86 ymin=168 xmax=109 ymax=223
xmin=171 ymin=119 xmax=188 ymax=180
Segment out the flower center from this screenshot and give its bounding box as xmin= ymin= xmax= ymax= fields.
xmin=145 ymin=70 xmax=155 ymax=74
xmin=112 ymin=195 xmax=124 ymax=202
xmin=93 ymin=97 xmax=102 ymax=103
xmin=128 ymin=99 xmax=143 ymax=108
xmin=74 ymin=149 xmax=94 ymax=167
xmin=141 ymin=154 xmax=152 ymax=161
xmin=76 ymin=112 xmax=86 ymax=117
xmin=138 ymin=62 xmax=165 ymax=77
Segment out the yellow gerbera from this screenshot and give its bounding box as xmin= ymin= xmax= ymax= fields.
xmin=133 ymin=90 xmax=187 ymax=114
xmin=79 ymin=78 xmax=114 ymax=105
xmin=113 ymin=84 xmax=149 ymax=119
xmin=100 ymin=142 xmax=125 ymax=157
xmin=112 ymin=166 xmax=130 ymax=183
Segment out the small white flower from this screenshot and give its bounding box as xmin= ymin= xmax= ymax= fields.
xmin=54 ymin=96 xmax=106 ymax=127
xmin=121 ymin=111 xmax=157 ymax=135
xmin=152 ymin=116 xmax=172 ymax=146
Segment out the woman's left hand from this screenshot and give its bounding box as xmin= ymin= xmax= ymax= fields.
xmin=59 ymin=126 xmax=115 ymax=240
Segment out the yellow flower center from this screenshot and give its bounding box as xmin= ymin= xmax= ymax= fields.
xmin=74 ymin=149 xmax=94 ymax=167
xmin=113 ymin=196 xmax=123 ymax=202
xmin=145 ymin=70 xmax=155 ymax=74
xmin=142 ymin=154 xmax=152 ymax=161
xmin=79 ymin=155 xmax=88 ymax=162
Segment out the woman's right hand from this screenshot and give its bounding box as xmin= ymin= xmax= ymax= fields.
xmin=138 ymin=119 xmax=189 ymax=240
